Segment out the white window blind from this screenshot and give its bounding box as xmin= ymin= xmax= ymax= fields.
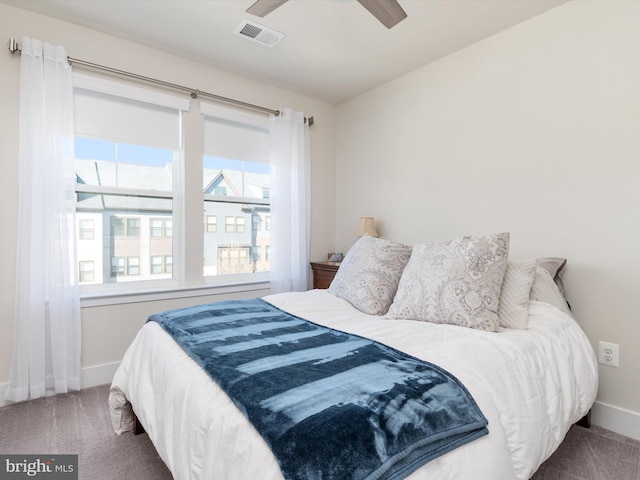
xmin=202 ymin=103 xmax=269 ymax=164
xmin=73 ymin=72 xmax=189 ymax=150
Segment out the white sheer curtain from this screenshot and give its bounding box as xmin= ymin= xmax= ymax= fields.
xmin=269 ymin=108 xmax=311 ymax=293
xmin=5 ymin=37 xmax=81 ymax=402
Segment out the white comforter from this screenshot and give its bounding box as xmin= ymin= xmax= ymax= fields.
xmin=110 ymin=290 xmax=597 ymax=480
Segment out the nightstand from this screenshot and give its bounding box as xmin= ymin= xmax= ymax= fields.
xmin=310 ymin=261 xmax=341 ymax=289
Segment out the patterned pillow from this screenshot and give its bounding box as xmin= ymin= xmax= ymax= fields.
xmin=387 ymin=233 xmax=510 ymax=332
xmin=328 ymin=235 xmax=412 ymax=315
xmin=497 ymin=259 xmax=537 ymax=329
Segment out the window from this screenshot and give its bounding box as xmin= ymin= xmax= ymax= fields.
xmin=111 ymin=216 xmax=139 ymax=237
xmin=111 ymin=217 xmax=125 ymax=237
xmin=236 ymin=217 xmax=245 ymax=233
xmin=127 ymin=257 xmax=140 ymax=276
xmin=150 ymin=255 xmax=163 ymax=274
xmin=164 ymin=255 xmax=173 ymax=274
xmin=225 ymin=216 xmax=235 ymax=233
xmin=72 ymin=74 xmax=274 ymax=293
xmin=79 ymin=219 xmax=94 ymax=240
xmin=224 ymin=216 xmax=245 ymax=233
xmin=79 ymin=261 xmax=94 ymax=283
xmin=217 ymin=246 xmax=252 ymax=274
xmin=74 ymin=73 xmax=187 ymax=286
xmin=111 ymin=257 xmax=125 ymax=276
xmin=127 ymin=218 xmax=139 ymax=237
xmin=203 ymin=104 xmax=270 ymax=278
xmin=150 ymin=217 xmax=172 ymax=237
xmin=150 ymin=255 xmax=173 ymax=275
xmin=205 ymin=215 xmax=217 ymax=233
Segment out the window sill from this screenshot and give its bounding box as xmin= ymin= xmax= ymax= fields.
xmin=80 ymin=277 xmax=270 ymax=308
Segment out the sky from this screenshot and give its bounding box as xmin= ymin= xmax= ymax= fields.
xmin=75 ymin=137 xmax=269 ymax=174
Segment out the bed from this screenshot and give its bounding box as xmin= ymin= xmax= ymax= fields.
xmin=109 ymin=234 xmax=598 ymax=480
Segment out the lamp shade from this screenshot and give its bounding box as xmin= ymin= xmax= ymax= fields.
xmin=354 ymin=217 xmax=379 ymax=237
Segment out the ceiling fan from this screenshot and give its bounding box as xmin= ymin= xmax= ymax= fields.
xmin=246 ymin=0 xmax=407 ymax=29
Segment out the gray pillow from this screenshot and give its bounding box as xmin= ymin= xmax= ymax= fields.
xmin=529 ymin=266 xmax=573 ymax=316
xmin=387 ymin=233 xmax=510 ymax=332
xmin=536 ymin=257 xmax=567 ymax=295
xmin=328 ymin=235 xmax=412 ymax=315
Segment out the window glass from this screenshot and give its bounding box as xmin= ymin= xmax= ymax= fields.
xmin=203 ymin=108 xmax=270 ymax=278
xmin=74 ymin=81 xmax=180 ymax=285
xmin=72 ymin=77 xmax=280 ymax=292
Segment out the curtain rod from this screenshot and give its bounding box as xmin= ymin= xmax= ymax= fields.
xmin=7 ymin=37 xmax=314 ymax=126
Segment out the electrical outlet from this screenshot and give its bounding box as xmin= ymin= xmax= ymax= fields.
xmin=598 ymin=341 xmax=619 ymax=367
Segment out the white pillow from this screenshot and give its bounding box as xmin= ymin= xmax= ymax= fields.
xmin=497 ymin=259 xmax=537 ymax=329
xmin=387 ymin=233 xmax=510 ymax=332
xmin=328 ymin=235 xmax=412 ymax=315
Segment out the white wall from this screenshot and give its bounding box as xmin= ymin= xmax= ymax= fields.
xmin=0 ymin=3 xmax=336 ymax=394
xmin=336 ymin=0 xmax=640 ymax=437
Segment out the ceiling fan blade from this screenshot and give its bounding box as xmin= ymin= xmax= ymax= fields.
xmin=246 ymin=0 xmax=289 ymax=18
xmin=356 ymin=0 xmax=407 ymax=29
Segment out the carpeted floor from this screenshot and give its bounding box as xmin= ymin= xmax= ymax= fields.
xmin=531 ymin=422 xmax=640 ymax=480
xmin=0 ymin=384 xmax=638 ymax=480
xmin=0 ymin=385 xmax=172 ymax=480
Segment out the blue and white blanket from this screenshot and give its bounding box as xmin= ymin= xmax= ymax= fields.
xmin=148 ymin=298 xmax=488 ymax=480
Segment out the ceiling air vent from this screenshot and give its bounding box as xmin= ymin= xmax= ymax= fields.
xmin=234 ymin=19 xmax=284 ymax=47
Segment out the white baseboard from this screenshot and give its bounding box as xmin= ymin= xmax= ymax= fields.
xmin=80 ymin=361 xmax=121 ymax=389
xmin=592 ymin=400 xmax=640 ymax=441
xmin=0 ymin=361 xmax=120 ymax=408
